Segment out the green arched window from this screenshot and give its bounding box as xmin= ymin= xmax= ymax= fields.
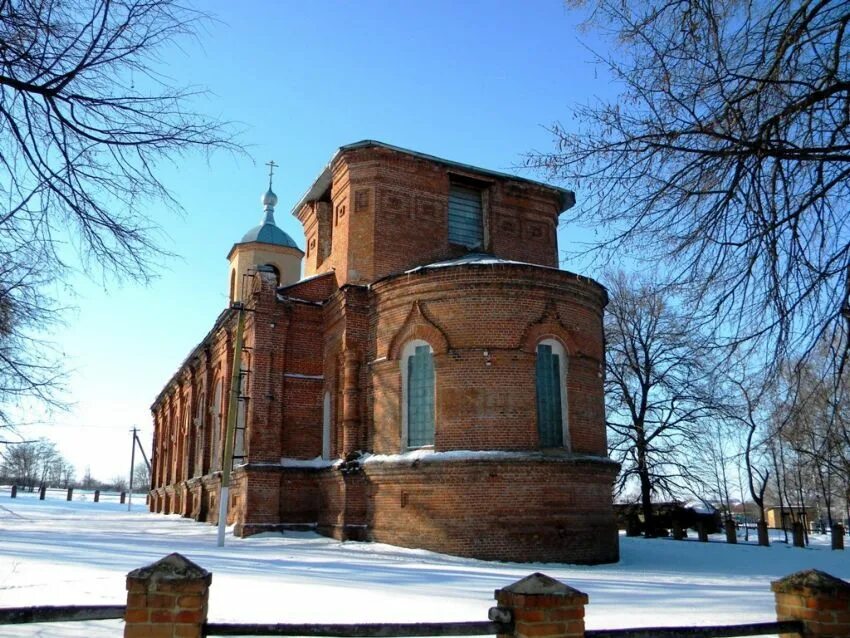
xmin=536 ymin=339 xmax=568 ymax=448
xmin=402 ymin=341 xmax=435 ymax=448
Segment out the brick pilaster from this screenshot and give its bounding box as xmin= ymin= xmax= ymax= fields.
xmin=494 ymin=572 xmax=587 ymax=638
xmin=772 ymin=569 xmax=850 ymax=638
xmin=124 ymin=553 xmax=211 ymax=638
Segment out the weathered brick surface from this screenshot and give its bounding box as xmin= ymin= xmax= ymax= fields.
xmin=772 ymin=570 xmax=850 ymax=638
xmin=363 ymin=457 xmax=618 ymax=563
xmin=149 ymin=143 xmax=619 ymax=563
xmin=124 ymin=554 xmax=211 ymax=638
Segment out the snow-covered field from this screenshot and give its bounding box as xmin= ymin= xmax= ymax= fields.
xmin=1 ymin=490 xmax=848 ymax=637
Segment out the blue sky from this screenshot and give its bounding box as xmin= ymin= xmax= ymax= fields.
xmin=19 ymin=1 xmax=619 ymax=481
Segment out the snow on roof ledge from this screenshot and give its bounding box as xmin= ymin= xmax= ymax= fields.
xmin=280 ymin=456 xmax=341 ymax=469
xmin=404 ymin=253 xmax=559 ymax=275
xmin=360 ymin=449 xmax=614 ymax=465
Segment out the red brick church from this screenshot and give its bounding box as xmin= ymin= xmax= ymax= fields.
xmin=149 ymin=141 xmax=619 ymax=563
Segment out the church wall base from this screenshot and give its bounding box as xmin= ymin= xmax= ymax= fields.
xmin=362 ymin=456 xmax=619 ymax=564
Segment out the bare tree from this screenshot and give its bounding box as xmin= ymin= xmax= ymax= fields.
xmin=530 ymin=0 xmax=850 ymax=374
xmin=605 ymin=271 xmax=719 ymax=535
xmin=776 ymin=347 xmax=850 ymax=528
xmin=133 ymin=460 xmax=150 ymax=491
xmin=0 ymin=436 xmax=70 ymax=489
xmin=718 ymin=369 xmax=773 ymax=544
xmin=0 ymin=0 xmax=237 ymax=424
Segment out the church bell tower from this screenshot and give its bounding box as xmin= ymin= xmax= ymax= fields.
xmin=227 ymin=161 xmax=304 ymax=302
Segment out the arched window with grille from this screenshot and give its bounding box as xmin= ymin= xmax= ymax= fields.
xmin=401 ymin=340 xmax=435 ymax=449
xmin=535 ymin=338 xmax=569 ymax=449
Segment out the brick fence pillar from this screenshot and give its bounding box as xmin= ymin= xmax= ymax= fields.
xmin=124 ymin=553 xmax=211 ymax=638
xmin=772 ymin=569 xmax=850 ymax=638
xmin=494 ymin=572 xmax=587 ymax=638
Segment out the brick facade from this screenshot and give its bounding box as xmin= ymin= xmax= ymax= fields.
xmin=150 ymin=141 xmax=619 ymax=564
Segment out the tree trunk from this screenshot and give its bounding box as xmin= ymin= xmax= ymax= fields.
xmin=639 ymin=467 xmax=654 ymax=537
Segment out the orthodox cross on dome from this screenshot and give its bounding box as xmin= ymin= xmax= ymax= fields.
xmin=266 ymin=160 xmax=279 ymax=189
xmin=261 ymin=160 xmax=280 ymax=216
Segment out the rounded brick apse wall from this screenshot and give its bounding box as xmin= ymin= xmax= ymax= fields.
xmin=363 ymin=455 xmax=620 ymax=564
xmin=364 ymin=262 xmax=618 ymax=564
xmin=370 ymin=262 xmax=608 ymax=457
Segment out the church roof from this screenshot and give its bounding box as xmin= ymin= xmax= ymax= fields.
xmin=239 ymin=220 xmax=300 ymax=249
xmin=291 ymin=140 xmax=576 ymax=216
xmin=236 ymin=188 xmax=302 ymax=251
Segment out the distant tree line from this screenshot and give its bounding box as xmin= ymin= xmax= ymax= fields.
xmin=0 ymin=438 xmax=150 ymax=493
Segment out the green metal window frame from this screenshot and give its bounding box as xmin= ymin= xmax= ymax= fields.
xmin=406 ymin=344 xmax=435 ymax=448
xmin=448 ymin=183 xmax=483 ymax=249
xmin=535 ymin=342 xmax=565 ymax=448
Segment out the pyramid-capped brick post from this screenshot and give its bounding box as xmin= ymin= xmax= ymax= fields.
xmin=124 ymin=553 xmax=211 ymax=638
xmin=772 ymin=569 xmax=850 ymax=638
xmin=494 ymin=572 xmax=588 ymax=638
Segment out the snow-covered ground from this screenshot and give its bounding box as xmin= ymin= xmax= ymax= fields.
xmin=1 ymin=490 xmax=848 ymax=637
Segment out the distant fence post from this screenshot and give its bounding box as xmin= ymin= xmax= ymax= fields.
xmin=494 ymin=572 xmax=587 ymax=638
xmin=124 ymin=553 xmax=211 ymax=638
xmin=38 ymin=486 xmax=45 ymax=500
xmin=772 ymin=569 xmax=850 ymax=638
xmin=625 ymin=514 xmax=641 ymax=537
xmin=725 ymin=519 xmax=737 ymax=544
xmin=10 ymin=485 xmax=16 ymax=498
xmin=792 ymin=522 xmax=805 ymax=547
xmin=66 ymin=487 xmax=73 ymax=501
xmin=833 ymin=525 xmax=845 ymax=551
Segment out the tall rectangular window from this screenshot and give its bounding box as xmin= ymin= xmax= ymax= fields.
xmin=407 ymin=344 xmax=435 ymax=447
xmin=536 ymin=343 xmax=564 ymax=447
xmin=448 ymin=183 xmax=483 ymax=249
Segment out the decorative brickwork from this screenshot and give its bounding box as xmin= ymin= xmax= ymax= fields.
xmin=149 ymin=141 xmax=619 ymax=564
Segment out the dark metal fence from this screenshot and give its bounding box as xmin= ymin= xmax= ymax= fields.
xmin=0 ymin=605 xmax=805 ymax=638
xmin=0 ymin=604 xmax=125 ymax=624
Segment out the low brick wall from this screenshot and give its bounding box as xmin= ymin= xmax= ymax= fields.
xmin=119 ymin=555 xmax=847 ymax=638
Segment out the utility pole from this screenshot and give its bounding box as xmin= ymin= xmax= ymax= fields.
xmin=128 ymin=427 xmax=138 ymax=512
xmin=133 ymin=430 xmax=152 ymax=473
xmin=217 ymin=303 xmax=246 ymax=547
